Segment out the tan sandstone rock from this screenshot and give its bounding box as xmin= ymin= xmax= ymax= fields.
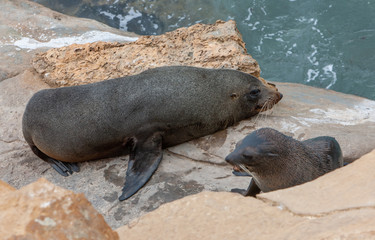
xmin=0 ymin=178 xmax=118 ymax=240
xmin=32 ymin=20 xmax=262 ymax=87
xmin=0 ymin=181 xmax=16 ymax=197
xmin=116 ymin=150 xmax=375 ymax=240
xmin=116 ymin=191 xmax=301 ymax=240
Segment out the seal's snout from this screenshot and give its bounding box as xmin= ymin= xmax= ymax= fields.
xmin=225 ymin=153 xmax=243 ymax=173
xmin=274 ymin=91 xmax=283 ymax=104
xmin=225 ymin=151 xmax=238 ymax=166
xmin=277 ymin=92 xmax=283 ymax=101
xmin=225 ymin=155 xmax=233 ymax=164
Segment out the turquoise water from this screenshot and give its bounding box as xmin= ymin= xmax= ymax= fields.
xmin=32 ymin=0 xmax=375 ymax=100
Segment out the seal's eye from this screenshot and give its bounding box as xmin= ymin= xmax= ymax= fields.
xmin=246 ymin=89 xmax=261 ymax=101
xmin=242 ymin=153 xmax=253 ymax=160
xmin=250 ymin=89 xmax=260 ymax=96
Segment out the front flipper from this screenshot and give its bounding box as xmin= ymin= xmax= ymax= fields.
xmin=231 ymin=178 xmax=261 ymax=197
xmin=119 ymin=132 xmax=163 ymax=201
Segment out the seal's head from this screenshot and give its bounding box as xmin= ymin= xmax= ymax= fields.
xmin=226 ymin=74 xmax=283 ymax=120
xmin=225 ymin=128 xmax=343 ymax=194
xmin=225 ymin=128 xmax=283 ymax=175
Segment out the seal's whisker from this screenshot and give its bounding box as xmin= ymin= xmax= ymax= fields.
xmin=264 ymin=100 xmax=274 ymax=117
xmin=254 ymin=99 xmax=270 ymax=124
xmin=239 ymin=164 xmax=252 ymax=176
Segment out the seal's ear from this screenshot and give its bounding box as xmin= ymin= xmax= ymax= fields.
xmin=230 ymin=93 xmax=239 ymax=99
xmin=119 ymin=132 xmax=163 ymax=201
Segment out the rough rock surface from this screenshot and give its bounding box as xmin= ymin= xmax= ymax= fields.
xmin=0 ymin=0 xmax=137 ymax=82
xmin=32 ymin=20 xmax=261 ymax=87
xmin=1 ymin=0 xmax=375 ymax=230
xmin=0 ymin=178 xmax=118 ymax=240
xmin=116 ymin=150 xmax=375 ymax=240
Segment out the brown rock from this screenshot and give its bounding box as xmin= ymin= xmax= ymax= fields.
xmin=0 ymin=178 xmax=118 ymax=240
xmin=258 ymin=149 xmax=375 ymax=215
xmin=32 ymin=20 xmax=263 ymax=87
xmin=0 ymin=180 xmax=16 ymax=198
xmin=116 ymin=189 xmax=375 ymax=240
xmin=116 ymin=191 xmax=301 ymax=240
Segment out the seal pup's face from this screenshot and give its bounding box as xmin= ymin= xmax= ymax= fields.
xmin=225 ymin=128 xmax=282 ymax=175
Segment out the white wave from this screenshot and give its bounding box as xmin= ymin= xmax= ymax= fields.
xmin=117 ymin=7 xmax=142 ymax=31
xmin=99 ymin=10 xmax=116 ymax=20
xmin=307 ymin=44 xmax=319 ymax=66
xmin=307 ymin=101 xmax=375 ymax=125
xmin=12 ymin=31 xmax=138 ymax=50
xmin=323 ymin=64 xmax=337 ymax=89
xmin=306 ymin=69 xmax=319 ymax=82
xmin=245 ymin=7 xmax=252 ymax=21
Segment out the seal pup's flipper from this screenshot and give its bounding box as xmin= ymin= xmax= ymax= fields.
xmin=232 ymin=170 xmax=252 ymax=177
xmin=231 ymin=178 xmax=261 ymax=197
xmin=30 ymin=145 xmax=80 ymax=176
xmin=119 ymin=133 xmax=163 ymax=201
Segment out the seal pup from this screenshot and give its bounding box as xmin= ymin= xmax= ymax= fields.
xmin=22 ymin=66 xmax=282 ymax=201
xmin=225 ymin=128 xmax=343 ymax=196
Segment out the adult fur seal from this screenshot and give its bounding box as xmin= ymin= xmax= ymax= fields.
xmin=22 ymin=66 xmax=282 ymax=201
xmin=225 ymin=128 xmax=343 ymax=196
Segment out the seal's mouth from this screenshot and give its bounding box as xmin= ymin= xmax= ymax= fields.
xmin=256 ymin=92 xmax=283 ymax=113
xmin=234 ymin=164 xmax=252 ymax=176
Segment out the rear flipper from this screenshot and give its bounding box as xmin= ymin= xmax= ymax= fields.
xmin=231 ymin=178 xmax=261 ymax=197
xmin=31 ymin=146 xmax=80 ymax=177
xmin=119 ymin=132 xmax=163 ymax=201
xmin=46 ymin=158 xmax=80 ymax=177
